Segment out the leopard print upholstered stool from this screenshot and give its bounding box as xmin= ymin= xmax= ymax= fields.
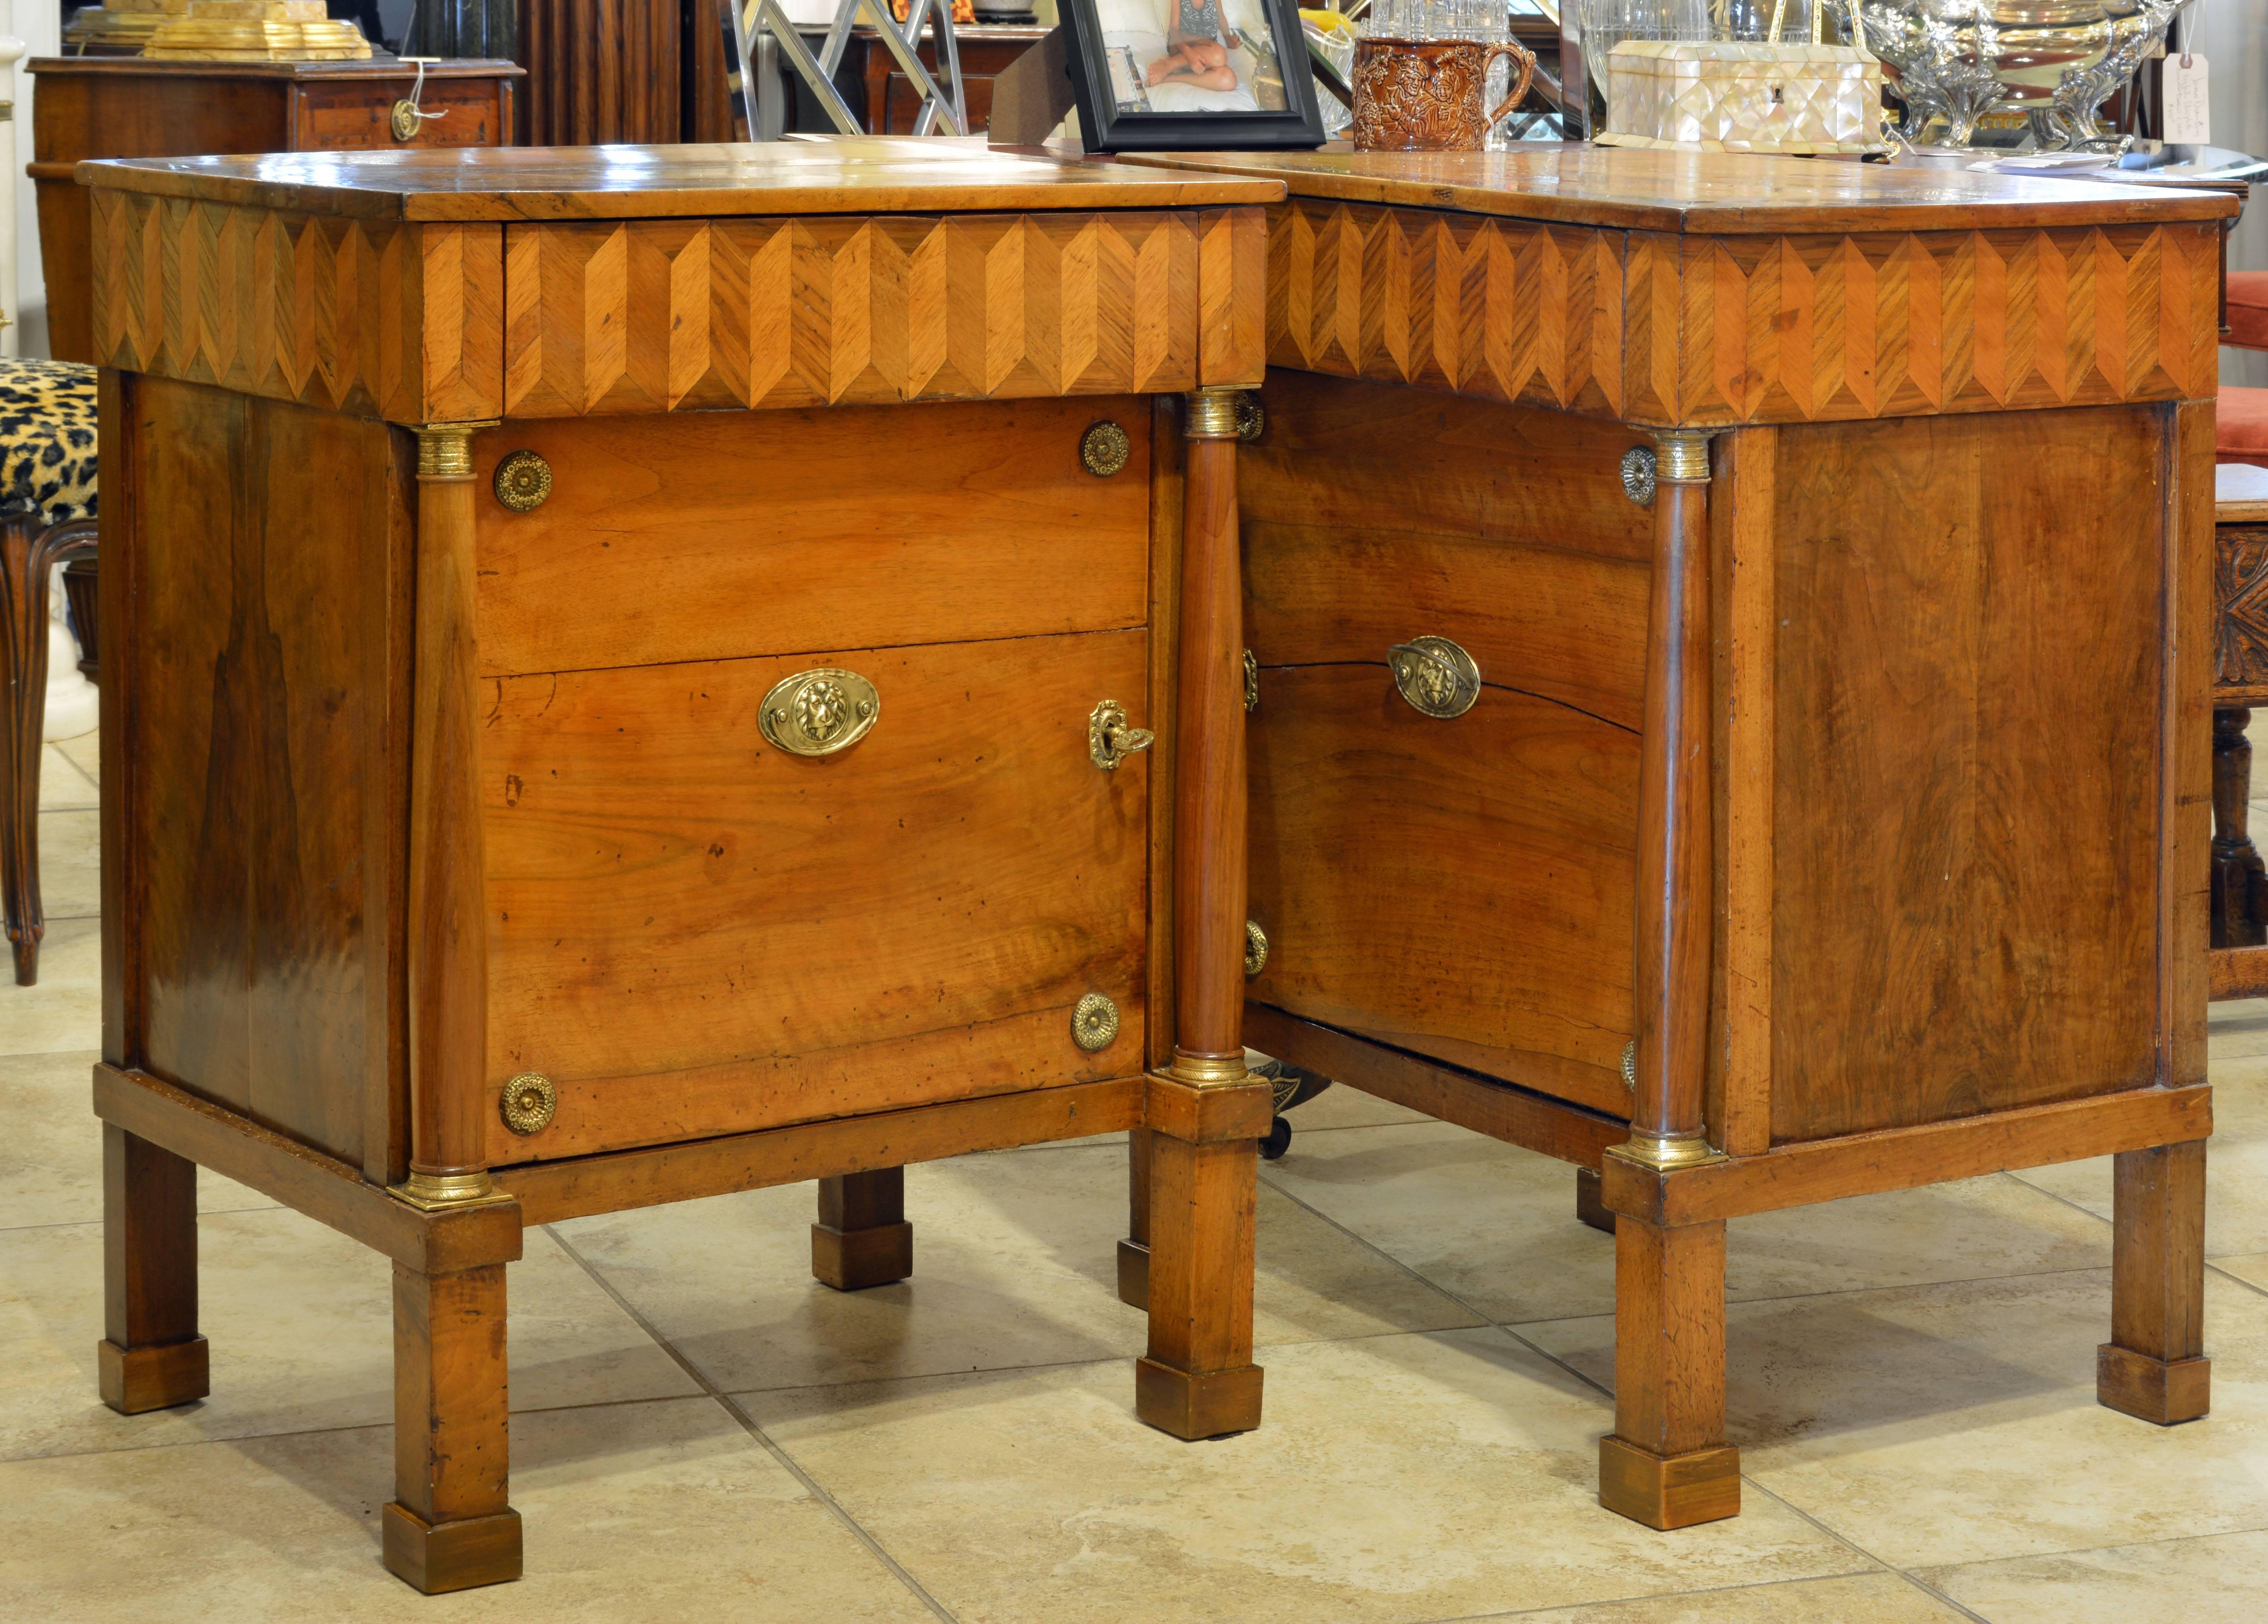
xmin=1 ymin=358 xmax=99 ymax=985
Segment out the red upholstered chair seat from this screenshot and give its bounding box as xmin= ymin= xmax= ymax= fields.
xmin=2232 ymin=273 xmax=2268 ymax=353
xmin=2220 ymin=275 xmax=2268 ymax=465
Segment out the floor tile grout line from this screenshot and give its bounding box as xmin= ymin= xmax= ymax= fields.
xmin=2000 ymin=1169 xmax=2268 ymax=1301
xmin=1735 ymin=1478 xmax=1997 ymax=1624
xmin=542 ymin=1222 xmax=962 ymax=1624
xmin=1256 ymin=1167 xmax=1618 ymax=1403
xmin=0 ymin=1202 xmax=282 ymax=1236
xmin=1396 ymin=1564 xmax=1912 ymax=1623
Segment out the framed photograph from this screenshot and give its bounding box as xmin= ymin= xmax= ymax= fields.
xmin=1061 ymin=0 xmax=1328 ymax=152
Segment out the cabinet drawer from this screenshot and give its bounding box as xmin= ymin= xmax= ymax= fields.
xmin=474 ymin=397 xmax=1153 ymax=679
xmin=482 ymin=628 xmax=1152 ymax=1162
xmin=1246 ymin=665 xmax=1637 ymax=1118
xmin=293 ymin=80 xmax=510 ymax=149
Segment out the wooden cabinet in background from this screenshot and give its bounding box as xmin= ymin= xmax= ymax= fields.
xmin=27 ymin=56 xmax=523 ymax=364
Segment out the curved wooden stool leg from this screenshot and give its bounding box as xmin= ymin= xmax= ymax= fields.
xmin=1 ymin=517 xmax=47 ymax=985
xmin=2211 ymin=708 xmax=2267 ymax=948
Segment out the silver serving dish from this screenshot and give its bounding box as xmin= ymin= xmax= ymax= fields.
xmin=1851 ymin=0 xmax=2187 ymax=148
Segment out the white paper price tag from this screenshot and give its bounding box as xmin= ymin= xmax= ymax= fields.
xmin=2165 ymin=52 xmax=2211 ymax=145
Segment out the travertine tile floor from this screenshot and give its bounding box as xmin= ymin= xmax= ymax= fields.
xmin=7 ymin=737 xmax=2268 ymax=1622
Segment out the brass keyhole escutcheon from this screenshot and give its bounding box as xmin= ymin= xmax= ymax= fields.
xmin=1245 ymin=919 xmax=1269 ymax=977
xmin=494 ymin=449 xmax=554 ymax=512
xmin=1080 ymin=421 xmax=1131 ymax=477
xmin=760 ymin=669 xmax=881 ymax=757
xmin=501 ymin=1071 xmax=557 ymax=1136
xmin=1088 ymin=699 xmax=1155 ymax=770
xmin=1388 ymin=636 xmax=1482 ymax=720
xmin=1073 ymin=992 xmax=1121 ymax=1052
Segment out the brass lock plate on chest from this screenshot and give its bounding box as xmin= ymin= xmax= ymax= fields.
xmin=1388 ymin=636 xmax=1482 ymax=719
xmin=760 ymin=668 xmax=880 ymax=756
xmin=1088 ymin=699 xmax=1154 ymax=770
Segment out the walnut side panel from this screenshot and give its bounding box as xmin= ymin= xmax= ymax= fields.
xmin=1770 ymin=406 xmax=2166 ymax=1141
xmin=498 ymin=212 xmax=1203 ymax=416
xmin=128 ymin=378 xmax=413 ymax=1166
xmin=87 ymin=189 xmax=501 ymax=423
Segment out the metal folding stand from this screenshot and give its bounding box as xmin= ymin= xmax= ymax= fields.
xmin=718 ymin=0 xmax=968 ymax=140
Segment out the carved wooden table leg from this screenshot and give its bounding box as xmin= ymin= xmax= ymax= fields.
xmin=98 ymin=1124 xmax=209 ymax=1414
xmin=1599 ymin=430 xmax=1740 ymax=1529
xmin=2211 ymin=708 xmax=2267 ymax=948
xmin=2098 ymin=1139 xmax=2211 ymax=1424
xmin=1135 ymin=386 xmax=1266 ymax=1441
xmin=383 ymin=1262 xmax=521 ymax=1593
xmin=812 ymin=1168 xmax=912 ymax=1290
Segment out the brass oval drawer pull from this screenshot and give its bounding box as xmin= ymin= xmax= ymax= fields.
xmin=494 ymin=449 xmax=553 ymax=511
xmin=1245 ymin=919 xmax=1269 ymax=977
xmin=500 ymin=1072 xmax=557 ymax=1136
xmin=1088 ymin=699 xmax=1154 ymax=770
xmin=1073 ymin=992 xmax=1121 ymax=1052
xmin=761 ymin=669 xmax=880 ymax=757
xmin=1621 ymin=446 xmax=1656 ymax=506
xmin=1389 ymin=636 xmax=1481 ymax=719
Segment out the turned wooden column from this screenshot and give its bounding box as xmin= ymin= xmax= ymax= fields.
xmin=2211 ymin=707 xmax=2266 ymax=948
xmin=400 ymin=422 xmax=502 ymax=1211
xmin=1599 ymin=428 xmax=1738 ymax=1530
xmin=1135 ymin=386 xmax=1268 ymax=1441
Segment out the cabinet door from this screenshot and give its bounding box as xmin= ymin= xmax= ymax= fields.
xmin=480 ymin=629 xmax=1152 ymax=1162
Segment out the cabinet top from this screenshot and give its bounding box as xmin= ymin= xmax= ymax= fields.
xmin=29 ymin=55 xmax=525 ymax=82
xmin=1129 ymin=145 xmax=2239 ymax=234
xmin=75 ymin=139 xmax=1284 ymax=222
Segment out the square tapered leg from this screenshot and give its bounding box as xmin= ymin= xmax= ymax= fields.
xmin=2100 ymin=1139 xmax=2211 ymax=1425
xmin=812 ymin=1167 xmax=913 ymax=1291
xmin=1600 ymin=1215 xmax=1739 ymax=1530
xmin=1135 ymin=1080 xmax=1266 ymax=1440
xmin=386 ymin=1262 xmax=519 ymax=1593
xmin=99 ymin=1124 xmax=209 ymax=1414
xmin=1118 ymin=1126 xmax=1152 ymax=1309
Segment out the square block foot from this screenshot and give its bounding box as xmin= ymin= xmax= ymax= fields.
xmin=1116 ymin=1238 xmax=1150 ymax=1310
xmin=1575 ymin=1168 xmax=1616 ymax=1235
xmin=2098 ymin=1343 xmax=2211 ymax=1425
xmin=1598 ymin=1435 xmax=1740 ymax=1530
xmin=98 ymin=1337 xmax=209 ymax=1415
xmin=1134 ymin=1356 xmax=1263 ymax=1439
xmin=382 ymin=1502 xmax=522 ymax=1594
xmin=811 ymin=1221 xmax=912 ymax=1291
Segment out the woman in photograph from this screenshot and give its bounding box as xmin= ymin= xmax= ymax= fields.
xmin=1145 ymin=0 xmax=1243 ymax=92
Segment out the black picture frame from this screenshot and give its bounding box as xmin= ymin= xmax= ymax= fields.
xmin=1060 ymin=0 xmax=1328 ymax=153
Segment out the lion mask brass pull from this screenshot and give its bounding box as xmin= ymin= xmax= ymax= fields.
xmin=760 ymin=669 xmax=880 ymax=757
xmin=1388 ymin=636 xmax=1481 ymax=720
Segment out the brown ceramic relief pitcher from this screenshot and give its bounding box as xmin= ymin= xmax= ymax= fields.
xmin=1352 ymin=37 xmax=1536 ymax=151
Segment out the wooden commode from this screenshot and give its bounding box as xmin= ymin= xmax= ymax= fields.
xmin=78 ymin=141 xmax=1280 ymax=1593
xmin=1131 ymin=144 xmax=2233 ymax=1530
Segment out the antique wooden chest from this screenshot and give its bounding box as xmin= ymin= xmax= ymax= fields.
xmin=79 ymin=141 xmax=1280 ymax=1593
xmin=1136 ymin=145 xmax=2232 ymax=1531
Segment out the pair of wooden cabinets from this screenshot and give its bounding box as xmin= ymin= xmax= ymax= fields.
xmin=77 ymin=137 xmax=2228 ymax=1589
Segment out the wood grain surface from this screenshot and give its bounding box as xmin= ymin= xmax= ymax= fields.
xmin=1246 ymin=664 xmax=1637 ymax=1116
xmin=498 ymin=211 xmax=1219 ymax=415
xmin=1133 ymin=146 xmax=2237 ymax=234
xmin=473 ymin=398 xmax=1152 ymax=679
xmin=126 ymin=377 xmax=413 ymax=1171
xmin=1264 ymin=198 xmax=2223 ymax=426
xmin=480 ymin=630 xmax=1154 ymax=1162
xmin=77 ymin=139 xmax=1285 ymax=223
xmin=1242 ymin=370 xmax=1652 ymax=729
xmin=88 ymin=189 xmax=501 ymax=422
xmin=1769 ymin=406 xmax=2165 ymax=1141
